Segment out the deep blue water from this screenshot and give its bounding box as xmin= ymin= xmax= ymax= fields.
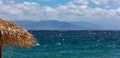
xmin=2 ymin=30 xmax=120 ymax=58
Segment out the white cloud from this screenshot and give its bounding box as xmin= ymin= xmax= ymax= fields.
xmin=91 ymin=0 xmax=108 ymax=5
xmin=0 ymin=1 xmax=2 ymax=4
xmin=38 ymin=0 xmax=54 ymax=2
xmin=73 ymin=0 xmax=89 ymax=5
xmin=0 ymin=1 xmax=45 ymax=21
xmin=92 ymin=0 xmax=120 ymax=5
xmin=0 ymin=0 xmax=120 ymax=22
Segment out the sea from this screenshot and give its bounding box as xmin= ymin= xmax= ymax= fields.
xmin=2 ymin=30 xmax=120 ymax=58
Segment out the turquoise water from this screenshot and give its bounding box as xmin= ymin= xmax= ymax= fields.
xmin=2 ymin=30 xmax=120 ymax=58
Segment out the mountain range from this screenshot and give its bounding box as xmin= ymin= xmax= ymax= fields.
xmin=12 ymin=20 xmax=120 ymax=30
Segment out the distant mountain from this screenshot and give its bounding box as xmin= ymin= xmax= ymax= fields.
xmin=12 ymin=20 xmax=103 ymax=30
xmin=90 ymin=20 xmax=120 ymax=30
xmin=71 ymin=21 xmax=102 ymax=30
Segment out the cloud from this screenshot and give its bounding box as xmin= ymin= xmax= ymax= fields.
xmin=38 ymin=0 xmax=54 ymax=2
xmin=73 ymin=0 xmax=89 ymax=5
xmin=91 ymin=0 xmax=108 ymax=5
xmin=0 ymin=1 xmax=2 ymax=4
xmin=0 ymin=0 xmax=120 ymax=22
xmin=0 ymin=1 xmax=45 ymax=21
xmin=91 ymin=0 xmax=120 ymax=5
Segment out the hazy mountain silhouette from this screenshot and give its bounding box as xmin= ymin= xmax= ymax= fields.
xmin=13 ymin=20 xmax=103 ymax=30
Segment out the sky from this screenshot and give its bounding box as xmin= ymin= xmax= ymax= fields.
xmin=0 ymin=0 xmax=120 ymax=22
